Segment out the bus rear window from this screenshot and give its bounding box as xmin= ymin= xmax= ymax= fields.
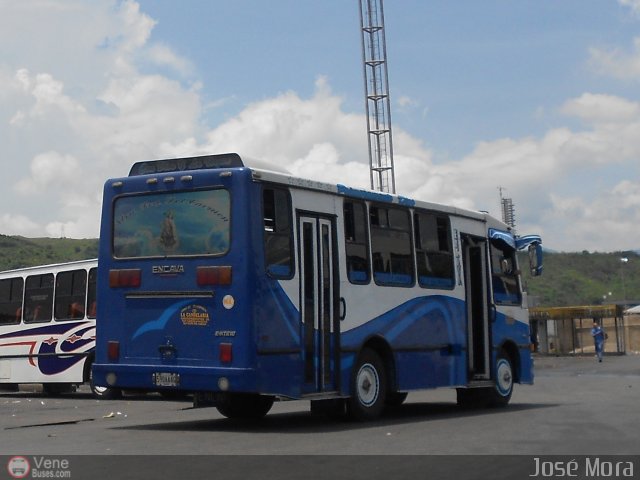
xmin=113 ymin=189 xmax=230 ymax=258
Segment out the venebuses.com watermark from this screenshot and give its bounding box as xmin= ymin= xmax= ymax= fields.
xmin=7 ymin=456 xmax=71 ymax=479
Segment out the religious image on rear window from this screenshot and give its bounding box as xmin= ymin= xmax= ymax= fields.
xmin=113 ymin=189 xmax=230 ymax=258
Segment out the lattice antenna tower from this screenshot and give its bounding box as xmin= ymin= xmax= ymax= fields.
xmin=499 ymin=187 xmax=516 ymax=232
xmin=359 ymin=0 xmax=396 ymax=194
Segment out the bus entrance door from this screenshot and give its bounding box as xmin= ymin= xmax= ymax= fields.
xmin=461 ymin=234 xmax=491 ymax=381
xmin=299 ymin=214 xmax=340 ymax=394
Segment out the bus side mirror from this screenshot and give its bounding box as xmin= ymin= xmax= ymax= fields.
xmin=528 ymin=243 xmax=543 ymax=276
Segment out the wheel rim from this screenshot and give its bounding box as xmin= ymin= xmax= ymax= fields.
xmin=495 ymin=358 xmax=513 ymax=397
xmin=356 ymin=362 xmax=380 ymax=407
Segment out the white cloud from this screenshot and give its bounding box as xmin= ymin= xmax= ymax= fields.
xmin=587 ymin=3 xmax=640 ymax=80
xmin=560 ymin=93 xmax=640 ymax=125
xmin=545 ymin=179 xmax=640 ymax=252
xmin=0 ymin=1 xmax=202 ymax=238
xmin=16 ymin=151 xmax=80 ymax=193
xmin=201 ymin=77 xmax=368 ymax=176
xmin=619 ymin=0 xmax=640 ymax=15
xmin=0 ymin=214 xmax=42 ymax=238
xmin=589 ymin=39 xmax=640 ymax=80
xmin=148 ymin=44 xmax=194 ymax=74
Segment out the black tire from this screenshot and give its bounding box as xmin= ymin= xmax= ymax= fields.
xmin=90 ymin=380 xmax=122 ymax=400
xmin=43 ymin=383 xmax=75 ymax=396
xmin=347 ymin=348 xmax=387 ymax=421
xmin=215 ymin=393 xmax=274 ymax=419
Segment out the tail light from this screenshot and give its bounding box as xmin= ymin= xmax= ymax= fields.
xmin=107 ymin=340 xmax=120 ymax=361
xmin=197 ymin=266 xmax=232 ymax=286
xmin=109 ymin=269 xmax=141 ymax=288
xmin=219 ymin=343 xmax=233 ymax=364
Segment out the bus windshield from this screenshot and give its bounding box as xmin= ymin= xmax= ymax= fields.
xmin=113 ymin=189 xmax=231 ymax=258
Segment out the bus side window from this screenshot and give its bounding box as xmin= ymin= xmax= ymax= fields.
xmin=24 ymin=274 xmax=54 ymax=323
xmin=263 ymin=187 xmax=293 ymax=278
xmin=54 ymin=269 xmax=88 ymax=321
xmin=344 ymin=200 xmax=370 ymax=284
xmin=370 ymin=205 xmax=414 ymax=287
xmin=0 ymin=277 xmax=24 ymax=325
xmin=414 ymin=211 xmax=455 ymax=289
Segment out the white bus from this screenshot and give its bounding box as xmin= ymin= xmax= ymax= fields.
xmin=0 ymin=259 xmax=117 ymax=398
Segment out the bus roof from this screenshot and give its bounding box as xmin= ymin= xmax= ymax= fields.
xmin=124 ymin=152 xmax=504 ymax=228
xmin=0 ymin=258 xmax=98 ymax=277
xmin=128 ymin=153 xmax=289 ymax=176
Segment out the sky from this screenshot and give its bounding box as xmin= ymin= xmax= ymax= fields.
xmin=1 ymin=0 xmax=640 ymax=252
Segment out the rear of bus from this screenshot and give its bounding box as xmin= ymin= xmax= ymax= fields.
xmin=93 ymin=155 xmax=275 ymax=401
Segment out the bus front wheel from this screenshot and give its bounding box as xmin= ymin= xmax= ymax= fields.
xmin=456 ymin=351 xmax=514 ymax=408
xmin=348 ymin=348 xmax=387 ymax=421
xmin=215 ymin=393 xmax=274 ymax=419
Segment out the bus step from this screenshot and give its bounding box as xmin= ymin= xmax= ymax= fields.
xmin=465 ymin=380 xmax=494 ymax=389
xmin=301 ymin=391 xmax=346 ymax=401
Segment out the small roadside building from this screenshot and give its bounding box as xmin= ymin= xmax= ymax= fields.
xmin=529 ymin=304 xmax=640 ymax=355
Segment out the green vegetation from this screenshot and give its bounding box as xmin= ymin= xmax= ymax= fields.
xmin=0 ymin=235 xmax=98 ymax=271
xmin=1 ymin=235 xmax=638 ymax=307
xmin=522 ymin=251 xmax=640 ymax=307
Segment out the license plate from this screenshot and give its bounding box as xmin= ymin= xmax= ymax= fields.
xmin=152 ymin=372 xmax=180 ymax=387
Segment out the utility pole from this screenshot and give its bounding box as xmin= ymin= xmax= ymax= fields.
xmin=359 ymin=0 xmax=396 ymax=193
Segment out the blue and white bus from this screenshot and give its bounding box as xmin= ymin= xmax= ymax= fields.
xmin=93 ymin=153 xmax=542 ymax=420
xmin=0 ymin=259 xmax=118 ymax=398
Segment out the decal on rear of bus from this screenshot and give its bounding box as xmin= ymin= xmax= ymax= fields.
xmin=180 ymin=305 xmax=210 ymax=327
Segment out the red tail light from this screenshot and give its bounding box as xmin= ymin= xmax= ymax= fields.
xmin=197 ymin=266 xmax=232 ymax=286
xmin=219 ymin=343 xmax=233 ymax=363
xmin=109 ymin=269 xmax=141 ymax=288
xmin=107 ymin=340 xmax=120 ymax=361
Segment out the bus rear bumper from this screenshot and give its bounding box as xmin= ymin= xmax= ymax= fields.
xmin=92 ymin=363 xmax=259 ymax=394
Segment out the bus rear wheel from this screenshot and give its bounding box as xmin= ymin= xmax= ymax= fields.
xmin=347 ymin=348 xmax=387 ymax=421
xmin=215 ymin=393 xmax=274 ymax=419
xmin=90 ymin=381 xmax=121 ymax=400
xmin=87 ymin=358 xmax=121 ymax=400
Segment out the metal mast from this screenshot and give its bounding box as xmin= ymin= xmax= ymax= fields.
xmin=359 ymin=0 xmax=396 ymax=193
xmin=499 ymin=187 xmax=516 ymax=232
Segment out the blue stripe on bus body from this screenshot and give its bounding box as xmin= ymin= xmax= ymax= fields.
xmin=267 ymin=279 xmax=300 ymax=343
xmin=0 ymin=321 xmax=92 ymax=340
xmin=0 ymin=320 xmax=95 ymax=377
xmin=341 ymin=296 xmax=465 ymax=351
xmin=336 ymin=184 xmax=394 ymax=203
xmin=38 ymin=341 xmax=87 ymax=375
xmin=342 ymin=296 xmax=467 ymax=390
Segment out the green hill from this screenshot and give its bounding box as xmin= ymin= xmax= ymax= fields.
xmin=0 ymin=235 xmax=98 ymax=271
xmin=522 ymin=250 xmax=640 ymax=307
xmin=1 ymin=235 xmax=638 ymax=308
